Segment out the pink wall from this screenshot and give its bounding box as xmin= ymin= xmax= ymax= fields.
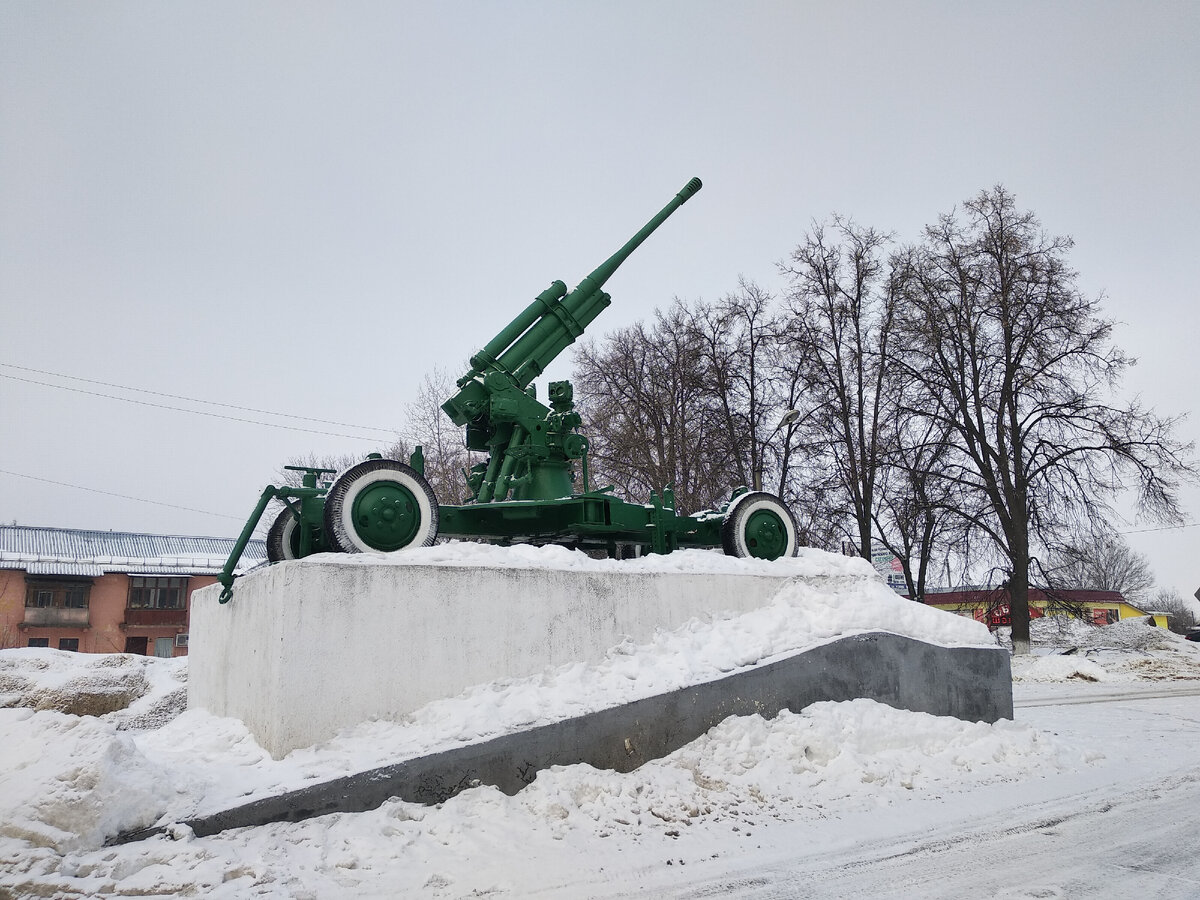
xmin=0 ymin=569 xmax=217 ymax=655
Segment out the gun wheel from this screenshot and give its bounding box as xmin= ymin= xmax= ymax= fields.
xmin=267 ymin=507 xmax=324 ymax=562
xmin=324 ymin=459 xmax=439 ymax=554
xmin=720 ymin=491 xmax=799 ymax=560
xmin=266 ymin=508 xmax=301 ymax=562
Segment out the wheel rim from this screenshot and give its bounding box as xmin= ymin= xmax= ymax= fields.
xmin=350 ymin=480 xmax=421 ymax=551
xmin=743 ymin=508 xmax=787 ymax=559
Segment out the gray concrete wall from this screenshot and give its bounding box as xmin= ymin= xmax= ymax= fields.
xmin=122 ymin=632 xmax=1011 ymax=843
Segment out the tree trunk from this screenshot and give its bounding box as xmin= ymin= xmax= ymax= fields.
xmin=1009 ymin=547 xmax=1032 ymax=656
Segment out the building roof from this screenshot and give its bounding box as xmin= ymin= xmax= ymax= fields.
xmin=924 ymin=586 xmax=1127 ymax=605
xmin=0 ymin=525 xmax=266 ymax=577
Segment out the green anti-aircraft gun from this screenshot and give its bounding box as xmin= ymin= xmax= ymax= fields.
xmin=217 ymin=178 xmax=799 ymax=603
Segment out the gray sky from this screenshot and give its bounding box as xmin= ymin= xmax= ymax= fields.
xmin=2 ymin=2 xmax=1197 ymax=600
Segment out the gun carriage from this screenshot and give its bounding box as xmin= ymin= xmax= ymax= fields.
xmin=218 ymin=178 xmax=799 ymax=603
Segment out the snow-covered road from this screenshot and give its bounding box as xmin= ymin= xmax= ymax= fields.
xmin=565 ymin=686 xmax=1200 ymax=899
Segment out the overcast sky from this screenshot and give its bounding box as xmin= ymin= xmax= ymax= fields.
xmin=2 ymin=2 xmax=1197 ymax=599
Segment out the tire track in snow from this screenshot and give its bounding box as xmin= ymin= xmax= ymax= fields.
xmin=1015 ymin=682 xmax=1200 ymax=708
xmin=577 ymin=690 xmax=1200 ymax=900
xmin=661 ymin=770 xmax=1200 ymax=899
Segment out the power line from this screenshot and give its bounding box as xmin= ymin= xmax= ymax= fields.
xmin=0 ymin=361 xmax=397 ymax=437
xmin=1 ymin=372 xmax=394 ymax=443
xmin=1118 ymin=522 xmax=1198 ymax=535
xmin=0 ymin=468 xmax=243 ymax=521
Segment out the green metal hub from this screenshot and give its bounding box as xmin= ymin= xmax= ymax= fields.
xmin=352 ymin=481 xmax=420 ymax=551
xmin=743 ymin=508 xmax=787 ymax=559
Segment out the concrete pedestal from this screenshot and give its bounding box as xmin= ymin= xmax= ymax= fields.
xmin=187 ymin=555 xmax=1011 ymax=761
xmin=188 ymin=557 xmax=837 ymax=757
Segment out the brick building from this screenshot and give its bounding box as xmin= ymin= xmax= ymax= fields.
xmin=0 ymin=525 xmax=266 ymax=656
xmin=922 ymin=585 xmax=1168 ymax=628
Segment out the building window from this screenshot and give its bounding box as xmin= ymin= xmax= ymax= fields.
xmin=125 ymin=636 xmax=149 ymax=655
xmin=127 ymin=576 xmax=188 ymax=610
xmin=28 ymin=637 xmax=49 ymax=648
xmin=25 ymin=579 xmax=92 ymax=609
xmin=59 ymin=638 xmax=79 ymax=652
xmin=63 ymin=584 xmax=88 ymax=608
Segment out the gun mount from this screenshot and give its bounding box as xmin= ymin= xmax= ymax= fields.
xmin=218 ymin=178 xmax=798 ymax=603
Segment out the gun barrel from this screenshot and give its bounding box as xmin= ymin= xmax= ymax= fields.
xmin=499 ymin=178 xmax=703 ymax=386
xmin=471 ymin=280 xmax=568 ymax=376
xmin=444 ymin=177 xmax=702 ymax=416
xmin=572 ymin=177 xmax=702 ymax=301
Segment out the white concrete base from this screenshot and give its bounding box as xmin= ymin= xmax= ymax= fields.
xmin=187 ymin=558 xmax=852 ymax=757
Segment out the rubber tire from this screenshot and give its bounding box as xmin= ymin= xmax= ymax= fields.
xmin=266 ymin=507 xmax=302 ymax=562
xmin=266 ymin=506 xmax=323 ymax=561
xmin=323 ymin=459 xmax=439 ymax=554
xmin=720 ymin=491 xmax=799 ymax=560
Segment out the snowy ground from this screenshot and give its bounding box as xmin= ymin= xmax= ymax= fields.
xmin=2 ymin=550 xmax=1199 ymax=898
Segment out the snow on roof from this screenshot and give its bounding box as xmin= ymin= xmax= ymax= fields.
xmin=21 ymin=561 xmax=105 ymax=577
xmin=0 ymin=525 xmax=266 ymax=576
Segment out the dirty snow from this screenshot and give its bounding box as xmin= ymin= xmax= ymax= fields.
xmin=0 ymin=709 xmax=175 ymax=853
xmin=1008 ymin=615 xmax=1200 ymax=683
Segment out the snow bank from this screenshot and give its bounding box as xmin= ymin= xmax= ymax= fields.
xmin=0 ymin=698 xmax=1101 ymax=900
xmin=1013 ymin=654 xmax=1109 ymax=683
xmin=0 ymin=647 xmax=188 ymax=726
xmin=499 ymin=698 xmax=1098 ymax=839
xmin=307 ymin=541 xmax=877 ymax=578
xmin=0 ymin=709 xmax=176 ymax=852
xmin=1010 ymin=617 xmax=1200 ymax=683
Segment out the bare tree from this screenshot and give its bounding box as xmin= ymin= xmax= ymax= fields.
xmin=573 ymin=303 xmax=735 ymax=513
xmin=780 ymin=217 xmax=899 ymax=562
xmin=893 ymin=186 xmax=1194 ymax=654
xmin=1044 ymin=528 xmax=1156 ymax=606
xmin=872 ymin=412 xmax=968 ymax=601
xmin=403 ymin=367 xmax=475 ymax=504
xmin=689 ymin=279 xmax=800 ymax=496
xmin=1148 ymin=587 xmax=1198 ymax=634
xmin=277 ymin=368 xmax=474 ymax=506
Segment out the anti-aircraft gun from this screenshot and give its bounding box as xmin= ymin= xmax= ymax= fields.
xmin=217 ymin=178 xmax=799 ymax=602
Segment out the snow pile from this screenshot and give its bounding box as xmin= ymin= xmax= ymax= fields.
xmin=1050 ymin=617 xmax=1192 ymax=653
xmin=307 ymin=541 xmax=878 ymax=579
xmin=139 ymin=695 xmax=1086 ymax=839
xmin=1009 ymin=617 xmax=1200 ymax=683
xmin=504 ymin=699 xmax=1095 ymax=840
xmin=0 ymin=708 xmax=176 ymax=852
xmin=1013 ymin=654 xmax=1109 ymax=683
xmin=0 ymin=647 xmax=188 ymax=726
xmin=391 ymin=575 xmax=988 ymax=749
xmin=11 ymin=556 xmax=1190 ymax=895
xmin=3 ymin=558 xmax=997 ymax=830
xmin=0 ymin=697 xmax=1098 ymax=898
